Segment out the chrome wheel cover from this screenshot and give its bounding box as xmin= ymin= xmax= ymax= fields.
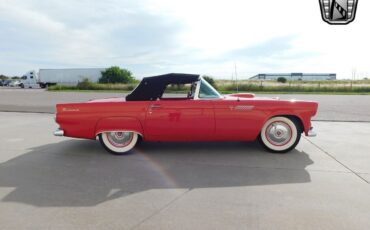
xmin=265 ymin=121 xmax=292 ymax=146
xmin=106 ymin=132 xmax=133 ymax=148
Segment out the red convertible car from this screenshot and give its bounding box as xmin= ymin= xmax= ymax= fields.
xmin=54 ymin=73 xmax=318 ymax=155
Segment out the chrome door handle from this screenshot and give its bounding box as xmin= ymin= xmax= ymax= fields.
xmin=150 ymin=104 xmax=161 ymax=109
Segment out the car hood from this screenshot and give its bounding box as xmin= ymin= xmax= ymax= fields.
xmin=224 ymin=93 xmax=280 ymax=101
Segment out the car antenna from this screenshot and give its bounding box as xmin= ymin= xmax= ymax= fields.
xmin=234 ymin=62 xmax=239 ymax=93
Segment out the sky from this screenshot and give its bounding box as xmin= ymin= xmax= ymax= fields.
xmin=0 ymin=0 xmax=369 ymax=79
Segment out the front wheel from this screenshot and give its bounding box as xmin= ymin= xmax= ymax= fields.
xmin=99 ymin=131 xmax=138 ymax=155
xmin=259 ymin=116 xmax=302 ymax=153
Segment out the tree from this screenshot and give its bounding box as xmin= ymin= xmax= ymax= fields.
xmin=99 ymin=66 xmax=135 ymax=84
xmin=277 ymin=77 xmax=287 ymax=83
xmin=203 ymin=75 xmax=217 ymax=89
xmin=0 ymin=75 xmax=9 ymax=80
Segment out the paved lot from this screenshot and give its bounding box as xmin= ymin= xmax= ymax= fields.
xmin=0 ymin=88 xmax=123 ymax=113
xmin=1 ymin=88 xmax=370 ymax=121
xmin=0 ymin=112 xmax=369 ymax=229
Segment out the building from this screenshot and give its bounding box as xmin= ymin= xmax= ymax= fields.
xmin=250 ymin=73 xmax=336 ymax=81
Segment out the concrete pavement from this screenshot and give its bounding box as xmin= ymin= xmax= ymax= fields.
xmin=0 ymin=112 xmax=369 ymax=229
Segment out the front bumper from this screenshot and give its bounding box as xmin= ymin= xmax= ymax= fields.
xmin=54 ymin=129 xmax=64 ymax=137
xmin=307 ymin=127 xmax=316 ymax=137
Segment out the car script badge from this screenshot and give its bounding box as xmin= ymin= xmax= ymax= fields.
xmin=319 ymin=0 xmax=358 ymax=25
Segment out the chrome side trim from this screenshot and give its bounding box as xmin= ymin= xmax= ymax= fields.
xmin=231 ymin=105 xmax=255 ymax=111
xmin=307 ymin=127 xmax=317 ymax=137
xmin=54 ymin=129 xmax=64 ymax=137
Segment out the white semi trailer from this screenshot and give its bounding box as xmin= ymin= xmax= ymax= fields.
xmin=20 ymin=68 xmax=106 ymax=88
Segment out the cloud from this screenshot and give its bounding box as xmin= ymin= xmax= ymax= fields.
xmin=0 ymin=0 xmax=369 ymax=79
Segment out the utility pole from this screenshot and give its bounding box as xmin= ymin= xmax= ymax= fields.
xmin=352 ymin=68 xmax=357 ymax=80
xmin=351 ymin=68 xmax=357 ymax=89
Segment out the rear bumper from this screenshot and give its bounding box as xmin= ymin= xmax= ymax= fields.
xmin=54 ymin=129 xmax=64 ymax=137
xmin=307 ymin=127 xmax=316 ymax=137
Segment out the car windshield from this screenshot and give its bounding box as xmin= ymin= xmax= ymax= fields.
xmin=199 ymin=77 xmax=222 ymax=99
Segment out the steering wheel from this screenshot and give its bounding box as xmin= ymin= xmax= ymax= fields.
xmin=187 ymin=91 xmax=192 ymax=98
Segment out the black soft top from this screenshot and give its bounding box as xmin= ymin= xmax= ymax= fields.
xmin=126 ymin=73 xmax=200 ymax=101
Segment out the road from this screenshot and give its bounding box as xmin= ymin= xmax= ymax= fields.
xmin=1 ymin=88 xmax=370 ymax=121
xmin=0 ymin=89 xmax=370 ymax=229
xmin=0 ymin=112 xmax=369 ymax=229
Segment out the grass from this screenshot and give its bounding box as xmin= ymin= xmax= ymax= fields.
xmin=48 ymin=83 xmax=136 ymax=92
xmin=218 ymin=84 xmax=370 ymax=93
xmin=220 ymin=91 xmax=370 ymax=95
xmin=48 ymin=80 xmax=370 ymax=95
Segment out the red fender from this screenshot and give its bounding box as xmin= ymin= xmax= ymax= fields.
xmin=95 ymin=117 xmax=144 ymax=137
xmin=265 ymin=111 xmax=311 ymax=135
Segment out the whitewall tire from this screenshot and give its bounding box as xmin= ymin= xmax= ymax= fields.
xmin=259 ymin=116 xmax=301 ymax=153
xmin=99 ymin=131 xmax=138 ymax=155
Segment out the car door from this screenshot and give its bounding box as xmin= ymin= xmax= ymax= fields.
xmin=213 ymin=98 xmax=263 ymax=140
xmin=144 ymin=100 xmax=215 ymax=141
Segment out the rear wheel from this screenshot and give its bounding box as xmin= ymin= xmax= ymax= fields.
xmin=99 ymin=131 xmax=138 ymax=155
xmin=259 ymin=116 xmax=301 ymax=153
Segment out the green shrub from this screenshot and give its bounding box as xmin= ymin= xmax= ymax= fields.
xmin=49 ymin=81 xmax=138 ymax=91
xmin=0 ymin=75 xmax=9 ymax=80
xmin=48 ymin=85 xmax=76 ymax=91
xmin=77 ymin=78 xmax=95 ymax=90
xmin=277 ymin=77 xmax=287 ymax=83
xmin=99 ymin=66 xmax=135 ymax=84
